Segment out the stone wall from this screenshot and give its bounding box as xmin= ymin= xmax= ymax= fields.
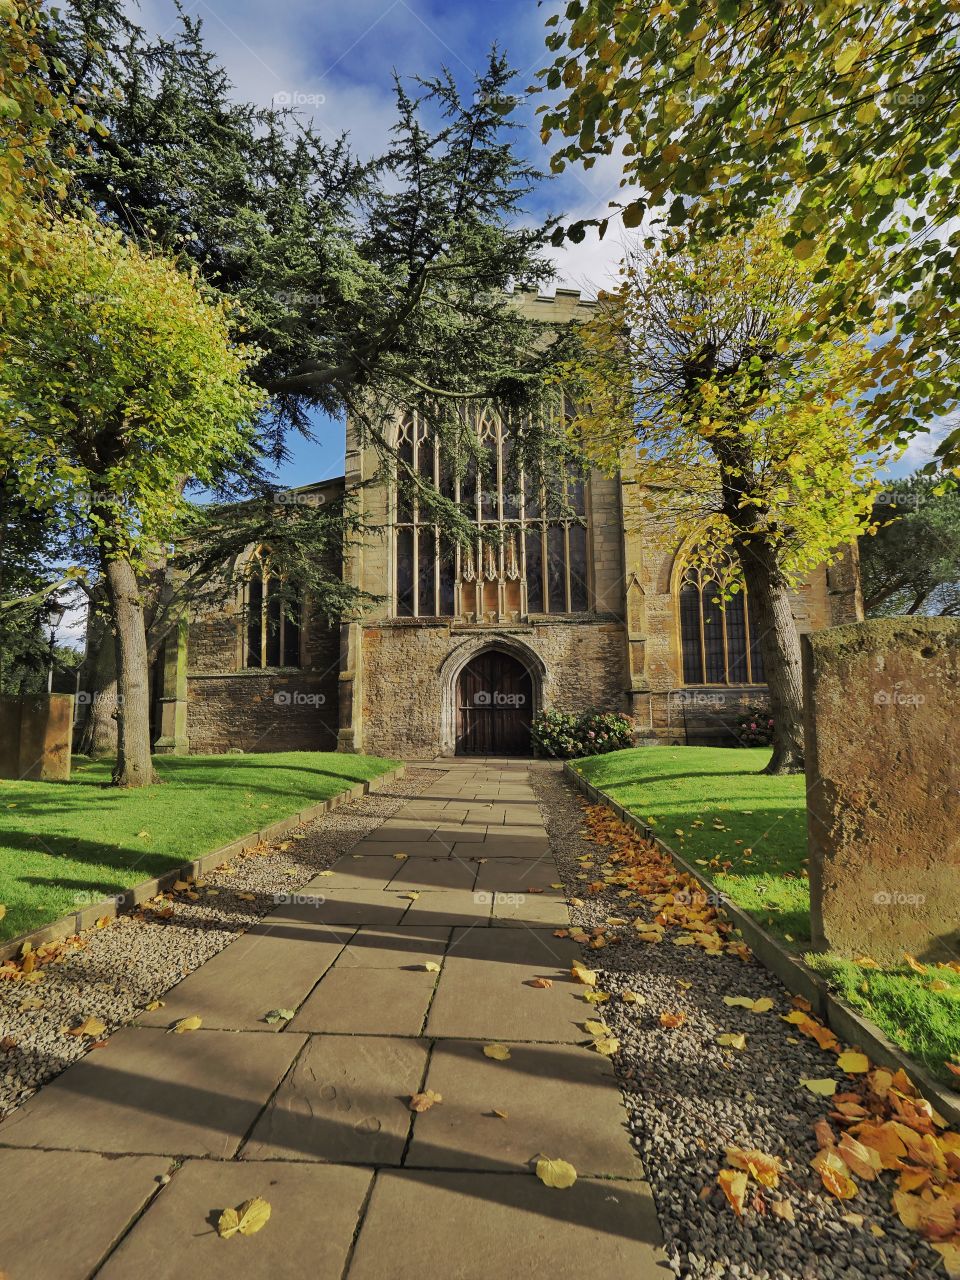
xmin=184 ymin=480 xmax=343 ymax=755
xmin=186 ymin=670 xmax=339 ymax=754
xmin=803 ymin=617 xmax=960 ymax=963
xmin=357 ymin=618 xmax=630 ymax=759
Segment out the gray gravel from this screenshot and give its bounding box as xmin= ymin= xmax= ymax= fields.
xmin=530 ymin=767 xmax=944 ymax=1280
xmin=0 ymin=767 xmax=441 ymax=1120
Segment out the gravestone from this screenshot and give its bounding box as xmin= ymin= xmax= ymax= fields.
xmin=0 ymin=694 xmax=74 ymax=781
xmin=803 ymin=617 xmax=960 ymax=963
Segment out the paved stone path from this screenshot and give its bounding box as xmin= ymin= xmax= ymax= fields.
xmin=0 ymin=761 xmax=665 ymax=1279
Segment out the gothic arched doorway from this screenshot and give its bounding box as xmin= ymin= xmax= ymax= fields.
xmin=455 ymin=650 xmax=533 ymax=756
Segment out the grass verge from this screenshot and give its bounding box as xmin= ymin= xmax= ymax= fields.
xmin=0 ymin=751 xmax=398 ymax=941
xmin=574 ymin=745 xmax=960 ymax=1085
xmin=574 ymin=745 xmax=810 ymax=942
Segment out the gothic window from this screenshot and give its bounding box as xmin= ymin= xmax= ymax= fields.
xmin=243 ymin=548 xmax=302 ymax=668
xmin=678 ymin=555 xmax=766 ymax=685
xmin=393 ymin=406 xmax=589 ymax=620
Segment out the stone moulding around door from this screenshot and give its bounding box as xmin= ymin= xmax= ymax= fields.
xmin=437 ymin=634 xmax=546 ymax=757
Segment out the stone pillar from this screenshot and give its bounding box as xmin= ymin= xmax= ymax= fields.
xmin=0 ymin=694 xmax=74 ymax=780
xmin=153 ymin=617 xmax=189 ymax=755
xmin=803 ymin=617 xmax=960 ymax=963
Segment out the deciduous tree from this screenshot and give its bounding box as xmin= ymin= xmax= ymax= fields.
xmin=564 ymin=218 xmax=882 ymax=773
xmin=0 ymin=217 xmax=263 ymax=785
xmin=540 ymin=0 xmax=960 ymax=468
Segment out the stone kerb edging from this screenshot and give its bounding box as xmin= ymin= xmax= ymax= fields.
xmin=0 ymin=763 xmax=407 ymax=964
xmin=563 ymin=760 xmax=960 ymax=1129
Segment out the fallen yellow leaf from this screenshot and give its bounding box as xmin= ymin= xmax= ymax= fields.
xmin=771 ymin=1198 xmax=795 ymax=1222
xmin=726 ymin=1147 xmax=783 ymax=1188
xmin=483 ymin=1043 xmax=511 ymax=1061
xmin=800 ymin=1077 xmax=838 ymax=1096
xmin=68 ymin=1016 xmax=107 ymax=1038
xmin=536 ymin=1157 xmax=577 ymax=1189
xmin=170 ymin=1015 xmax=202 ymax=1034
xmin=409 ymin=1090 xmax=442 ymax=1112
xmin=837 ymin=1050 xmax=870 ymax=1074
xmin=217 ymin=1197 xmax=272 ymax=1239
xmin=571 ymin=963 xmax=597 ymax=986
xmin=717 ymin=1168 xmax=748 ymax=1216
xmin=717 ymin=1033 xmax=747 ymax=1051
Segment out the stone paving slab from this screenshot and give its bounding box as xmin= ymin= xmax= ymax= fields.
xmin=265 ymin=891 xmax=410 ymax=927
xmin=0 ymin=1026 xmax=305 ymax=1157
xmin=327 ymin=921 xmax=450 ymax=967
xmin=136 ymin=923 xmax=350 ymax=1032
xmin=288 ymin=968 xmax=436 ymax=1035
xmin=98 ymin=1158 xmax=373 ymax=1280
xmin=449 ymin=836 xmax=551 ymax=860
xmin=474 ymin=859 xmax=564 ymax=893
xmin=327 ymin=924 xmax=450 ymax=969
xmin=370 ymin=821 xmax=440 ymax=841
xmin=388 ymin=858 xmax=479 ymax=891
xmin=0 ymin=1148 xmax=169 ymax=1280
xmin=430 ymin=822 xmax=488 ymax=841
xmin=401 ymin=888 xmax=493 ymax=927
xmin=347 ymin=838 xmax=457 ymax=857
xmin=427 ymin=928 xmax=583 ymax=1042
xmin=347 ymin=1171 xmax=665 ymax=1279
xmin=490 ymin=892 xmax=570 ymax=928
xmin=241 ymin=1035 xmax=429 ymax=1165
xmin=406 ymin=1040 xmax=640 ymax=1175
xmin=307 ymin=856 xmax=401 ymax=889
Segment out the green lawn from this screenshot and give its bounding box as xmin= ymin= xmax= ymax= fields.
xmin=574 ymin=746 xmax=960 ymax=1084
xmin=0 ymin=751 xmax=398 ymax=941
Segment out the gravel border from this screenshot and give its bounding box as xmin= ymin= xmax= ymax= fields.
xmin=530 ymin=767 xmax=945 ymax=1280
xmin=0 ymin=767 xmax=443 ymax=1120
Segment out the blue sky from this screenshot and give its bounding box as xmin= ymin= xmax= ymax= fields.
xmin=129 ymin=0 xmax=628 ymax=487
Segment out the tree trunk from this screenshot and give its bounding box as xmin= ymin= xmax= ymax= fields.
xmin=102 ymin=555 xmax=158 ymax=787
xmin=76 ymin=604 xmax=119 ymax=758
xmin=733 ymin=536 xmax=805 ymax=775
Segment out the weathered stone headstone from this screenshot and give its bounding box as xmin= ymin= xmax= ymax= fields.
xmin=803 ymin=617 xmax=960 ymax=963
xmin=0 ymin=694 xmax=74 ymax=781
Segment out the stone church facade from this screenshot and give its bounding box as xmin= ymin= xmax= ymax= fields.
xmin=155 ymin=289 xmax=862 ymax=760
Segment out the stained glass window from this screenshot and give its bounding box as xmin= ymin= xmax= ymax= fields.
xmin=677 ymin=555 xmax=765 ymax=685
xmin=244 ymin=549 xmax=302 ymax=668
xmin=393 ymin=406 xmax=590 ymax=619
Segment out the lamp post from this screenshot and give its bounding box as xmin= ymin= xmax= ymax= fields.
xmin=46 ymin=602 xmax=66 ymax=694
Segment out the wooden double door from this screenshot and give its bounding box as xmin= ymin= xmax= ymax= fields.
xmin=455 ymin=651 xmax=533 ymax=756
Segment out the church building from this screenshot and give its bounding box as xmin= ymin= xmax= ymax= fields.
xmin=155 ymin=290 xmax=862 ymax=760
